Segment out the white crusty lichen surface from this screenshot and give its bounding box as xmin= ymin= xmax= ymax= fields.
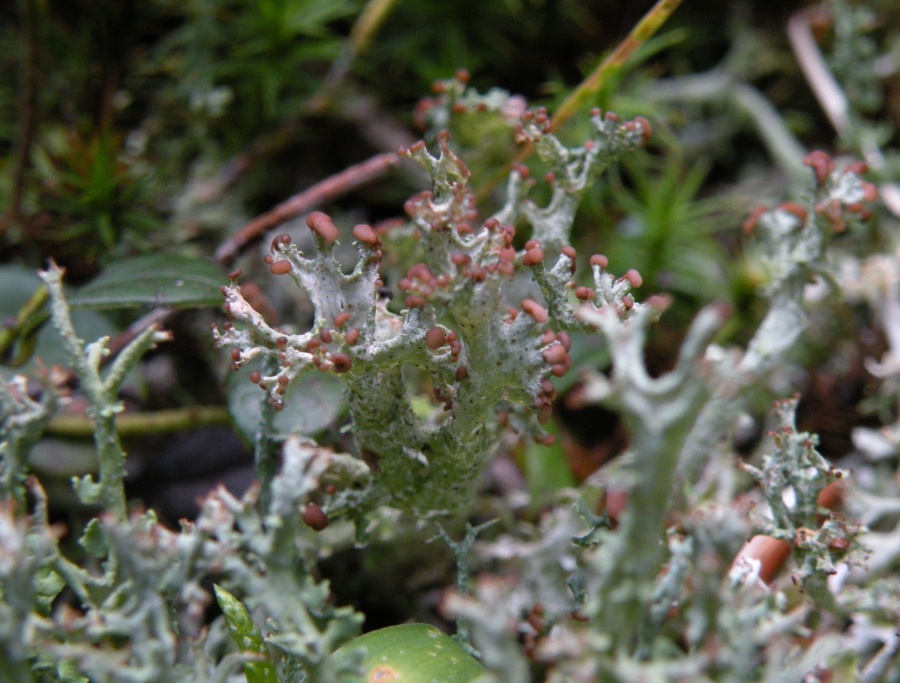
xmin=214 ymin=104 xmax=650 ymax=515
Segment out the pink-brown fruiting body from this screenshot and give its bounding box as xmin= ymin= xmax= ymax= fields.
xmin=550 ymin=361 xmax=570 ymax=377
xmin=590 ymin=254 xmax=609 ymax=269
xmin=647 ymin=294 xmax=673 ymax=312
xmin=632 ymin=116 xmax=653 ymax=145
xmin=271 ymin=233 xmax=291 ymax=251
xmin=334 ymin=312 xmax=351 ymax=328
xmin=523 ymin=247 xmax=544 ymax=266
xmin=624 ymin=269 xmax=643 ymax=288
xmin=521 ymin=299 xmax=549 ymax=323
xmin=742 ymin=206 xmax=768 ymax=235
xmin=862 ymin=181 xmax=878 ymax=202
xmin=405 ymin=295 xmax=426 ymax=308
xmin=331 ymin=353 xmax=352 ymax=373
xmin=779 ymin=202 xmax=808 ymax=222
xmin=269 ymin=260 xmax=292 ymax=275
xmin=451 ymin=253 xmax=471 ymax=267
xmin=345 ymin=328 xmax=360 ymax=346
xmin=803 ymin=150 xmax=835 ymax=186
xmin=538 ymin=403 xmax=553 ymax=424
xmin=498 ymin=247 xmax=516 ymax=264
xmin=731 ymin=535 xmax=791 ymax=584
xmin=818 ymin=199 xmax=847 ymax=233
xmin=307 ymin=211 xmax=340 ymax=244
xmin=425 ymin=327 xmax=446 ymax=349
xmin=541 ymin=379 xmax=556 ymax=398
xmin=542 ymin=343 xmax=568 ymax=365
xmin=302 ymin=503 xmax=329 ymax=531
xmin=352 ymin=223 xmax=379 ymax=246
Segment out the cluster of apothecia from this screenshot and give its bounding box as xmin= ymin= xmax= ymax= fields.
xmin=216 ymin=210 xmax=387 ymax=411
xmin=743 ymin=150 xmax=878 ymax=235
xmin=217 ymin=100 xmax=655 ymax=444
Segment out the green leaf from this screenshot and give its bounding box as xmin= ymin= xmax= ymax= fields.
xmin=214 ymin=585 xmax=279 ymax=683
xmin=68 ymin=254 xmax=228 ymax=310
xmin=0 ymin=265 xmax=121 ymax=378
xmin=332 ymin=623 xmax=487 ymax=683
xmin=79 ymin=517 xmax=109 ymax=558
xmin=54 ymin=660 xmax=89 ymax=683
xmin=227 ymin=360 xmax=346 ymax=443
xmin=34 ymin=567 xmax=66 ymax=616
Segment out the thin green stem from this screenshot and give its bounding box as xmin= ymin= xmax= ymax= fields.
xmin=551 ymin=0 xmax=684 ymax=131
xmin=44 ymin=406 xmax=231 ymax=439
xmin=0 ymin=285 xmax=48 ymax=367
xmin=476 ymin=0 xmax=683 ymax=203
xmin=39 ymin=262 xmax=169 ymax=520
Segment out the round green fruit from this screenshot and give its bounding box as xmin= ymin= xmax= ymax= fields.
xmin=333 ymin=623 xmax=487 ymax=682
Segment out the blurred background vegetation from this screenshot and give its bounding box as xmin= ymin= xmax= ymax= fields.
xmin=5 ymin=0 xmax=880 ymax=276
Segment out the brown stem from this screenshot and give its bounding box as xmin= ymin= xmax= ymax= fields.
xmin=214 ymin=151 xmax=399 ymax=267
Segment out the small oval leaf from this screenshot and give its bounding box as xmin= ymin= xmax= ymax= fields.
xmin=68 ymin=254 xmax=228 ymax=310
xmin=214 ymin=585 xmax=278 ymax=683
xmin=227 ymin=361 xmax=346 ymax=442
xmin=333 ymin=623 xmax=486 ymax=683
